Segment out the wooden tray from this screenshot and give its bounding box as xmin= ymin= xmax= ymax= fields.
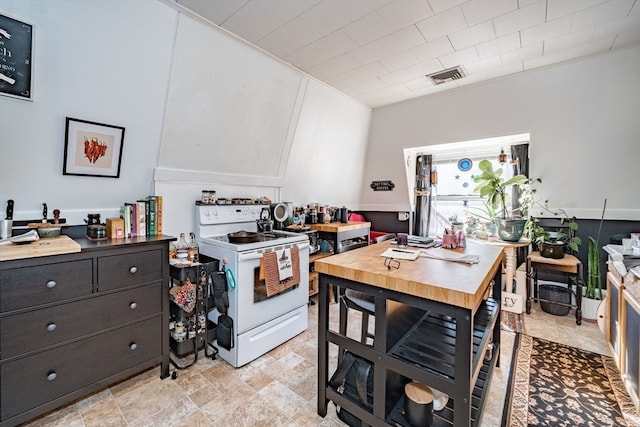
xmin=0 ymin=235 xmax=81 ymax=262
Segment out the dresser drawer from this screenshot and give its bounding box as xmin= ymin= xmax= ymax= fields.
xmin=98 ymin=249 xmax=162 ymax=291
xmin=1 ymin=316 xmax=162 ymax=422
xmin=0 ymin=259 xmax=93 ymax=313
xmin=1 ymin=284 xmax=161 ymax=359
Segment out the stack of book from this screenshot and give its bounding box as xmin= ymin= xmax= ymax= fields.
xmin=119 ymin=195 xmax=163 ymax=238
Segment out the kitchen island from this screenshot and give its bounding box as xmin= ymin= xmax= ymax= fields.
xmin=315 ymin=241 xmax=503 ymax=427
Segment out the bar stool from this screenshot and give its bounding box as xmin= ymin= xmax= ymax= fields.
xmin=338 ymin=233 xmax=395 ymax=347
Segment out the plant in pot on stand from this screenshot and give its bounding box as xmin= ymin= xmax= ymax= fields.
xmin=519 ymin=177 xmax=581 ymax=258
xmin=583 ymin=199 xmax=607 ymax=321
xmin=472 ymin=159 xmax=528 ymax=242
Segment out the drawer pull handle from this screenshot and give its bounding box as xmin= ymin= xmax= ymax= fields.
xmin=46 ymin=280 xmax=57 ymax=289
xmin=129 ymin=302 xmax=137 ymax=310
xmin=129 ymin=266 xmax=138 ymax=274
xmin=129 ymin=343 xmax=137 ymax=351
xmin=47 ymin=371 xmax=57 ymax=381
xmin=46 ymin=323 xmax=57 ymax=332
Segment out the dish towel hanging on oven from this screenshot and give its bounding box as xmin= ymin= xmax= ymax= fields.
xmin=262 ymin=246 xmax=300 ymax=297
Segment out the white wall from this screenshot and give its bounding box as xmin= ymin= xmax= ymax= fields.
xmin=362 ymin=45 xmax=640 ymax=220
xmin=0 ymin=0 xmax=371 ymax=236
xmin=0 ymin=0 xmax=176 ymax=223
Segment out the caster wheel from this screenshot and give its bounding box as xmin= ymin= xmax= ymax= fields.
xmin=171 ymin=371 xmax=178 ymax=380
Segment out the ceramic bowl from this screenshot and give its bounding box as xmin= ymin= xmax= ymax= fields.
xmin=37 ymin=226 xmax=62 ymax=238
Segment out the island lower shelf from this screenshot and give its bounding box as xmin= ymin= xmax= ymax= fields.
xmin=325 ymin=297 xmax=500 ymax=426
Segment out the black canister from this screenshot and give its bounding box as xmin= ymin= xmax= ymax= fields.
xmin=87 ymin=213 xmax=101 ymax=225
xmin=404 ymin=381 xmax=433 ymax=426
xmin=340 ymin=207 xmax=349 ymax=223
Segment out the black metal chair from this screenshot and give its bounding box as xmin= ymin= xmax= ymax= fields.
xmin=339 ymin=233 xmax=396 ymax=345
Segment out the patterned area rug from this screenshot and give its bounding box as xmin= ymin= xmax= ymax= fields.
xmin=502 ymin=334 xmax=640 ymax=426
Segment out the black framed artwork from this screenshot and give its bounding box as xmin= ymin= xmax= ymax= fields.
xmin=63 ymin=117 xmax=125 ymax=178
xmin=0 ymin=13 xmax=33 ymax=100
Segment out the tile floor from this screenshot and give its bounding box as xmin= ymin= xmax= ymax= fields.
xmin=21 ymin=299 xmax=609 ymax=427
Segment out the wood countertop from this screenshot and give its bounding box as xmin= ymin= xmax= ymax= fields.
xmin=0 ymin=235 xmax=81 ymax=261
xmin=310 ymin=221 xmax=371 ymax=233
xmin=314 ymin=240 xmax=503 ymax=310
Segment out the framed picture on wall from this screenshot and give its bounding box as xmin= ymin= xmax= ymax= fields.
xmin=63 ymin=117 xmax=125 ymax=178
xmin=0 ymin=13 xmax=34 ymax=100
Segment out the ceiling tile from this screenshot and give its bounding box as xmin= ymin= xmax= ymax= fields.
xmin=428 ymin=0 xmax=468 ymax=15
xmin=544 ymin=28 xmax=595 ymax=54
xmin=521 ymin=15 xmax=572 ymax=46
xmin=464 ymin=55 xmax=503 ymax=74
xmin=300 ymin=0 xmax=393 ymax=37
xmin=343 ymin=12 xmax=395 ymax=46
xmin=222 ymin=0 xmax=320 ymax=42
xmin=493 ymin=1 xmax=546 ymax=37
xmin=461 ymin=0 xmax=517 ymax=26
xmin=257 ymin=17 xmax=321 ymax=57
xmin=439 ymin=46 xmax=481 ymax=68
xmin=380 ymin=26 xmax=427 ymax=51
xmin=476 ymin=32 xmax=521 ymax=58
xmin=500 ymin=43 xmax=543 ymax=64
xmin=176 ymin=0 xmax=249 ymax=25
xmin=448 ymin=21 xmax=496 ymax=50
xmin=285 ymin=30 xmax=358 ymax=68
xmin=412 ymin=36 xmax=455 ymax=61
xmin=379 ymin=49 xmax=422 ymax=72
xmin=379 ymin=1 xmax=434 ymax=31
xmin=306 ymin=54 xmax=361 ymax=80
xmin=326 ymin=62 xmax=389 ymax=88
xmin=546 ymin=0 xmax=604 ymax=21
xmin=416 ymin=6 xmax=468 ymax=41
xmin=570 ymin=0 xmax=636 ymax=32
xmin=349 ymin=40 xmax=390 ymax=65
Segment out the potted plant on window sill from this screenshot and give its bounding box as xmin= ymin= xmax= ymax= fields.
xmin=472 ymin=159 xmax=528 ymax=242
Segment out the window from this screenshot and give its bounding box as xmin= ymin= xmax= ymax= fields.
xmin=403 ymin=134 xmax=529 ymax=236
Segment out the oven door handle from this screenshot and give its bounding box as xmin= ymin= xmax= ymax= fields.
xmin=237 ymin=242 xmax=310 ymax=261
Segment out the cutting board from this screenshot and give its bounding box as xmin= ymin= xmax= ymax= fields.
xmin=0 ymin=235 xmax=81 ymax=262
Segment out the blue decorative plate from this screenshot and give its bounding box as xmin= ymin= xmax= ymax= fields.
xmin=458 ymin=158 xmax=472 ymax=171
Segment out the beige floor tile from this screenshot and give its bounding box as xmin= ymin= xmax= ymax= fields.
xmin=19 ymin=296 xmax=612 ymax=427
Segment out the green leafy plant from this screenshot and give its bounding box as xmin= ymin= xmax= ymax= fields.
xmin=585 ymin=199 xmax=607 ymax=300
xmin=473 ymin=160 xmax=528 ymax=219
xmin=518 ymin=178 xmax=581 ymax=252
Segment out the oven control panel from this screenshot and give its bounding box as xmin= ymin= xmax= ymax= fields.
xmin=198 ymin=205 xmax=269 ymax=225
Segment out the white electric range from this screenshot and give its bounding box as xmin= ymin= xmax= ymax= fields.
xmin=195 ymin=204 xmax=309 ymax=367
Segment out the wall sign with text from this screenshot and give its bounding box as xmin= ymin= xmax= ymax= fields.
xmin=0 ymin=13 xmax=33 ymax=100
xmin=370 ymin=180 xmax=395 ymax=191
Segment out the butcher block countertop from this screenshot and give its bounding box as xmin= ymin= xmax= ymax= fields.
xmin=0 ymin=235 xmax=81 ymax=261
xmin=310 ymin=221 xmax=371 ymax=233
xmin=314 ymin=240 xmax=503 ymax=310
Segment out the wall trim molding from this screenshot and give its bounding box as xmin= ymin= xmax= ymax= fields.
xmin=154 ymin=167 xmax=284 ymax=188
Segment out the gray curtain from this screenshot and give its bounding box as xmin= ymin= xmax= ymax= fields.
xmin=511 ymin=144 xmax=529 ymax=216
xmin=413 ymin=154 xmax=433 ymax=236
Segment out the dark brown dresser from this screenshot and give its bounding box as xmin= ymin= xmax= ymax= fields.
xmin=0 ymin=235 xmax=173 ymax=427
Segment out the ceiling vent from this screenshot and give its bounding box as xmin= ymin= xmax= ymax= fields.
xmin=427 ymin=66 xmax=466 ymax=85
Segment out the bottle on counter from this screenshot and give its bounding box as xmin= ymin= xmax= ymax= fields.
xmin=188 ymin=231 xmax=199 ymax=263
xmin=176 ymin=233 xmax=188 ymax=261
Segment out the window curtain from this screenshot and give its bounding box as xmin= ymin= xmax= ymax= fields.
xmin=413 ymin=154 xmax=432 ymax=237
xmin=510 ymin=144 xmax=529 ymax=216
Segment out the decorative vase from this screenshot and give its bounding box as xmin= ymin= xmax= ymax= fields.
xmin=540 ymin=241 xmax=565 ymax=259
xmin=495 ymin=219 xmax=526 ymax=242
